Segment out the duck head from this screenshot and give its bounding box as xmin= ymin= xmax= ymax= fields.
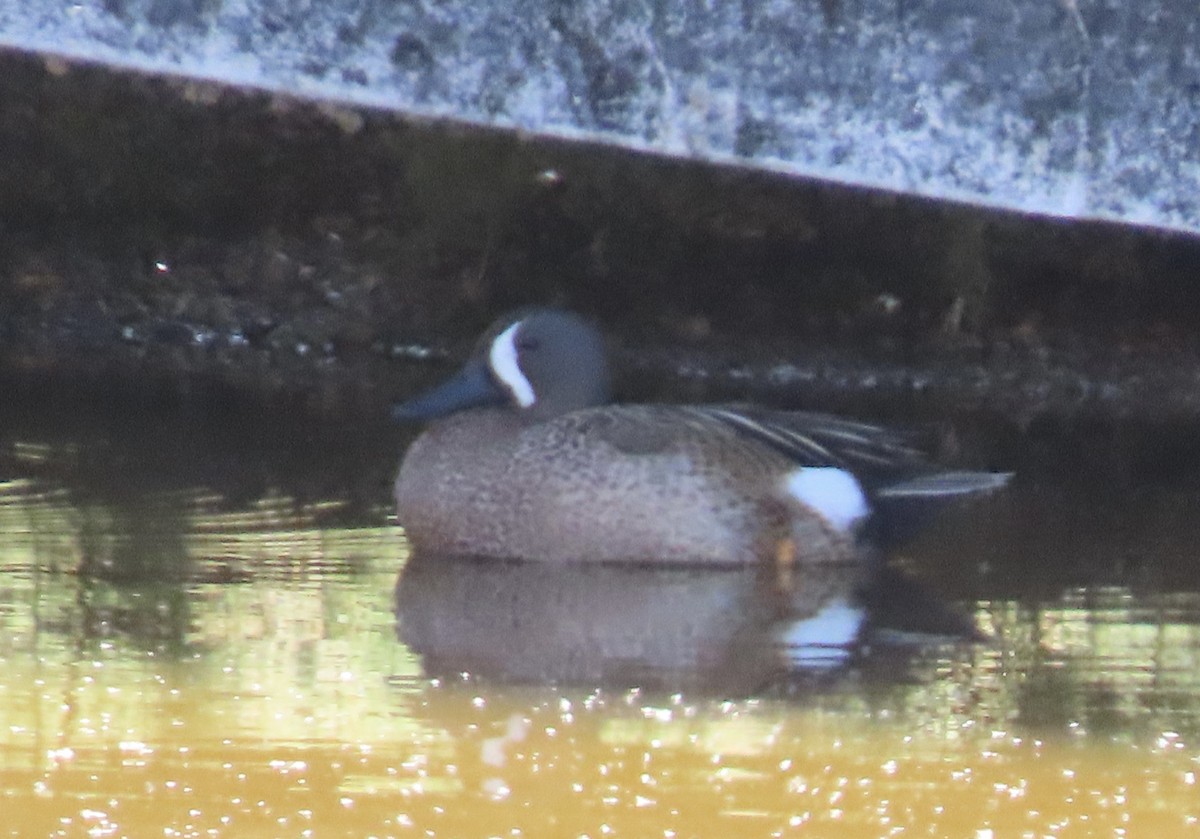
xmin=392 ymin=309 xmax=612 ymax=423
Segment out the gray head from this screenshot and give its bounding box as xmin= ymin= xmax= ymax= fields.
xmin=392 ymin=309 xmax=612 ymax=423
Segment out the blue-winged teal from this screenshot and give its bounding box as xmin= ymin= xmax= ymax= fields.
xmin=393 ymin=309 xmax=1009 ymax=565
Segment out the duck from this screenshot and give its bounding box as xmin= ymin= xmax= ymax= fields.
xmin=392 ymin=308 xmax=1009 ymax=565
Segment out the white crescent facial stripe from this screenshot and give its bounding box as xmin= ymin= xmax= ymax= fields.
xmin=782 ymin=467 xmax=870 ymax=531
xmin=489 ymin=322 xmax=536 ymax=408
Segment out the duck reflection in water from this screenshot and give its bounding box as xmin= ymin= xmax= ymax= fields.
xmin=391 ymin=309 xmax=1008 ymax=691
xmin=395 ymin=555 xmax=984 ymax=693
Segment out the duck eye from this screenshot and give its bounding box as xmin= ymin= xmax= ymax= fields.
xmin=517 ymin=337 xmax=541 ymax=351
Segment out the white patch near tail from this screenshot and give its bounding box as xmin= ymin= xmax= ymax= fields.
xmin=488 ymin=322 xmax=536 ymax=408
xmin=782 ymin=467 xmax=870 ymax=531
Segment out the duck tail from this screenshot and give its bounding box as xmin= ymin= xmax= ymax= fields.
xmin=874 ymin=470 xmax=1012 ymax=500
xmin=864 ymin=470 xmax=1011 ymax=549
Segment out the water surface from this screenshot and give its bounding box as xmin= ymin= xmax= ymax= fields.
xmin=1 ymin=390 xmax=1198 ymax=836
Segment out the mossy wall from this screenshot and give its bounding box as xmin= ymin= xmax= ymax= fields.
xmin=4 ymin=50 xmax=1200 ymax=431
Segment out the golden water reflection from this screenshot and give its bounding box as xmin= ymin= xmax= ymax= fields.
xmin=1 ymin=468 xmax=1200 ymax=834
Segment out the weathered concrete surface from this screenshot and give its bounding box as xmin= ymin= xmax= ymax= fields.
xmin=3 ymin=51 xmax=1200 ymax=437
xmin=0 ymin=1 xmax=1199 ymax=234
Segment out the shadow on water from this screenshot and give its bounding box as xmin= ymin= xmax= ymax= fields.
xmin=0 ymin=373 xmax=410 ymax=661
xmin=0 ymin=374 xmax=406 ymax=581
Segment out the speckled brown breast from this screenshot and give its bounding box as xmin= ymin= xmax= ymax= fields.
xmin=394 ymin=405 xmax=856 ymax=565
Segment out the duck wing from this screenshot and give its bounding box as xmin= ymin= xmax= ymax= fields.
xmin=688 ymin=405 xmax=1010 ymax=498
xmin=686 ymin=406 xmax=924 ymax=471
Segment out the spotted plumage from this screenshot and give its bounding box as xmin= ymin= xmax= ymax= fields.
xmin=393 ymin=309 xmax=1009 ymax=565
